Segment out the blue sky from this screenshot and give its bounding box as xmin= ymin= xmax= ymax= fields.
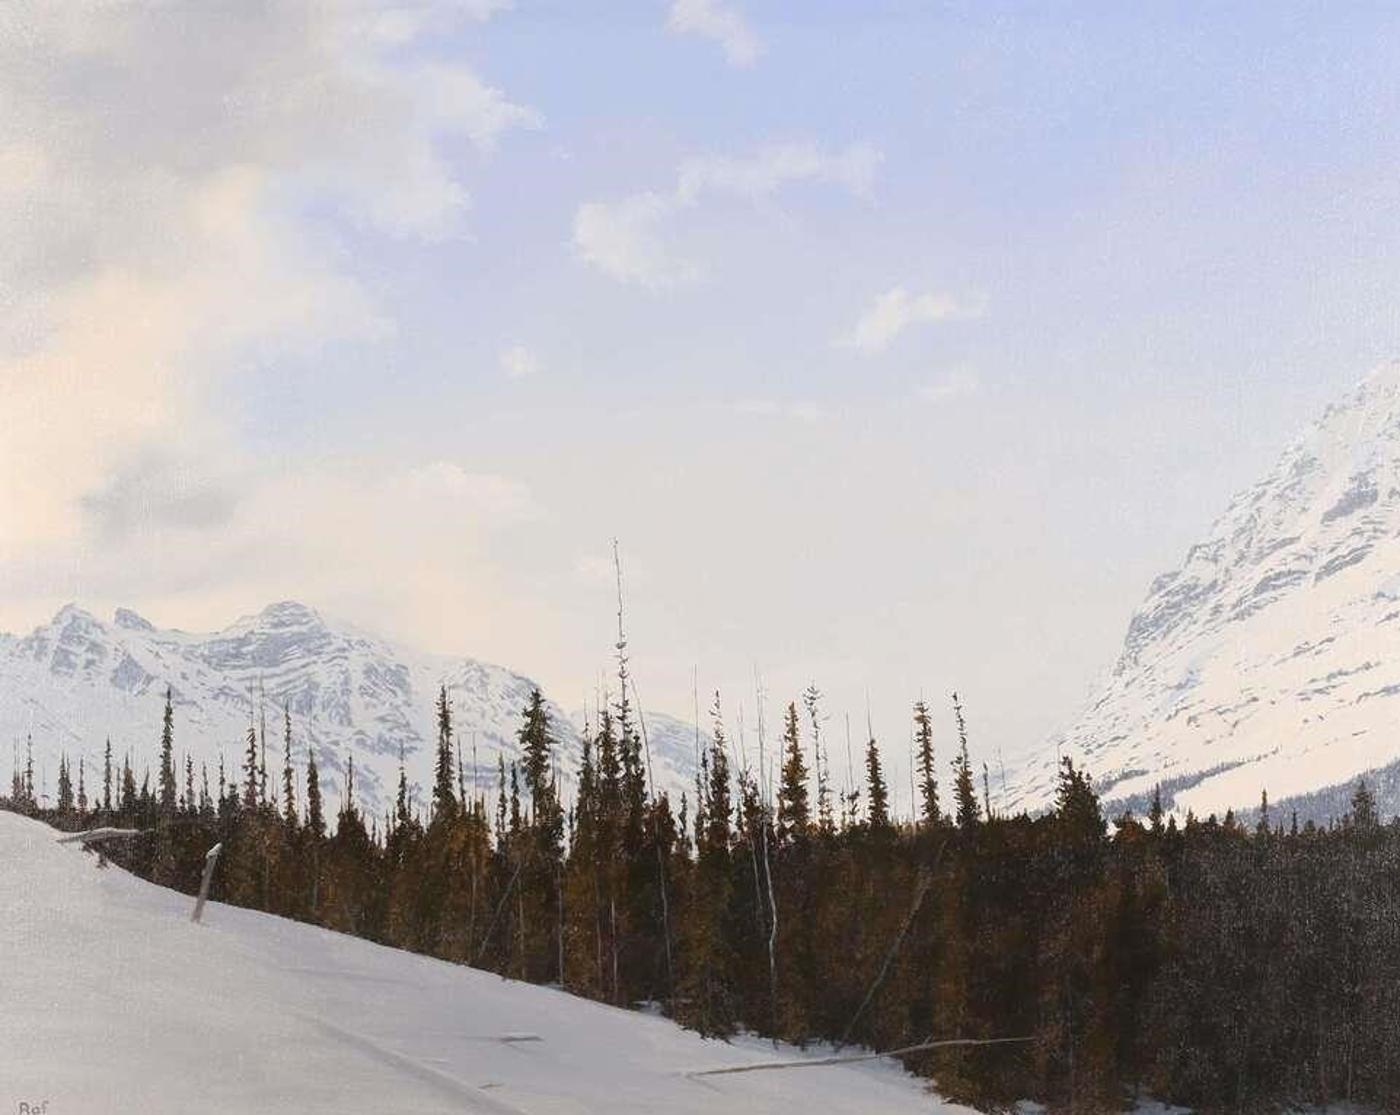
xmin=6 ymin=2 xmax=1400 ymax=804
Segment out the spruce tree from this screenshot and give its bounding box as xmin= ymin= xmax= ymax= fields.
xmin=305 ymin=744 xmax=325 ymax=840
xmin=395 ymin=745 xmax=411 ymax=832
xmin=57 ymin=755 xmax=73 ymax=815
xmin=258 ymin=695 xmax=268 ymax=807
xmin=102 ymin=737 xmax=113 ymax=814
xmin=282 ymin=708 xmax=297 ymax=826
xmin=157 ymin=686 xmax=176 ymax=816
xmin=343 ymin=754 xmax=356 ymax=820
xmin=804 ymin=684 xmax=834 ymax=834
xmin=777 ymin=702 xmax=810 ymax=842
xmin=77 ymin=757 xmax=87 ymax=815
xmin=120 ymin=754 xmax=137 ymax=815
xmin=432 ymin=685 xmax=457 ymax=822
xmin=865 ymin=736 xmax=890 ymax=830
xmin=519 ymin=689 xmax=556 ymax=814
xmin=495 ymin=752 xmax=509 ymax=846
xmin=243 ymin=720 xmax=259 ymax=809
xmin=951 ymin=692 xmax=980 ymax=829
xmin=509 ymin=761 xmax=522 ymax=836
xmin=1054 ymin=755 xmax=1104 ymax=845
xmin=913 ymin=699 xmax=939 ymax=827
xmin=1350 ymin=778 xmax=1378 ymax=830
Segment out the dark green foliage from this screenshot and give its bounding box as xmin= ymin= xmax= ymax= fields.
xmin=777 ymin=702 xmax=810 ymax=842
xmin=282 ymin=708 xmax=297 ymax=827
xmin=951 ymin=692 xmax=980 ymax=830
xmin=432 ymin=686 xmax=456 ymax=823
xmin=242 ymin=722 xmax=259 ymax=810
xmin=56 ymin=755 xmax=73 ymax=815
xmin=913 ymin=699 xmax=939 ymax=828
xmin=158 ymin=687 xmax=176 ymax=817
xmin=864 ymin=735 xmax=889 ymax=830
xmin=1351 ymin=778 xmax=1378 ymax=830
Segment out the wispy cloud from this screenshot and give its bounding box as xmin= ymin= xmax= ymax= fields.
xmin=732 ymin=399 xmax=827 ymax=424
xmin=573 ymin=193 xmax=696 ymax=288
xmin=573 ymin=142 xmax=880 ymax=287
xmin=916 ymin=367 xmax=980 ymax=404
xmin=841 ymin=286 xmax=985 ymax=354
xmin=667 ymin=0 xmax=762 ymax=67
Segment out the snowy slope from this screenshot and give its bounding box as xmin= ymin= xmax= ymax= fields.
xmin=0 ymin=811 xmax=965 ymax=1115
xmin=1010 ymin=362 xmax=1400 ymax=821
xmin=0 ymin=601 xmax=697 ymax=817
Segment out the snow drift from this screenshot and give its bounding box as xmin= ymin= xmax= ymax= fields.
xmin=0 ymin=811 xmax=965 ymax=1114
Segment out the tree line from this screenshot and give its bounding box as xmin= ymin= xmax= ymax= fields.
xmin=7 ymin=679 xmax=1400 ymax=1114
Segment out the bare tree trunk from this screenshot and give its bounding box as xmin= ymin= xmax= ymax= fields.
xmin=556 ymin=866 xmax=565 ymax=986
xmin=610 ymin=894 xmax=620 ymax=1005
xmin=755 ymin=670 xmax=779 ymax=1037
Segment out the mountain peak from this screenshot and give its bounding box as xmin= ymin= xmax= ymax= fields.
xmin=1012 ymin=363 xmax=1400 ymax=823
xmin=113 ymin=607 xmax=154 ymax=632
xmin=256 ymin=601 xmax=323 ymax=628
xmin=50 ymin=602 xmax=100 ymax=630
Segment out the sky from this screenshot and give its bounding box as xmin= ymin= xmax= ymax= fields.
xmin=6 ymin=1 xmax=1400 ymax=800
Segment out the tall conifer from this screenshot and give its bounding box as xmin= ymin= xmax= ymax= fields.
xmin=777 ymin=702 xmax=810 ymax=841
xmin=865 ymin=736 xmax=890 ymax=830
xmin=913 ymin=699 xmax=939 ymax=827
xmin=951 ymin=692 xmax=980 ymax=829
xmin=433 ymin=685 xmax=456 ymax=822
xmin=158 ymin=686 xmax=176 ymax=816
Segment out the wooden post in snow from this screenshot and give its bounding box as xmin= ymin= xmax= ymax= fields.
xmin=191 ymin=842 xmax=222 ymax=924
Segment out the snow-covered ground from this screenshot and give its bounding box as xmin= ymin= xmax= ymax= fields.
xmin=0 ymin=811 xmax=969 ymax=1114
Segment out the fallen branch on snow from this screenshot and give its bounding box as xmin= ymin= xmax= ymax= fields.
xmin=684 ymin=1035 xmax=1036 ymax=1078
xmin=56 ymin=827 xmax=146 ymax=844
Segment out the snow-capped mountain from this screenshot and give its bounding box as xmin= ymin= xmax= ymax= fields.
xmin=1010 ymin=362 xmax=1400 ymax=822
xmin=0 ymin=600 xmax=698 ymax=817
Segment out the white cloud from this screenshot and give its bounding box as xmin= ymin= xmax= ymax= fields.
xmin=0 ymin=4 xmax=536 ymax=554
xmin=1 ymin=455 xmax=544 ymax=660
xmin=573 ymin=193 xmax=696 ymax=288
xmin=667 ymin=0 xmax=762 ymax=67
xmin=842 ymin=286 xmax=985 ymax=354
xmin=500 ymin=344 xmax=541 ymax=379
xmin=573 ymin=142 xmax=880 ymax=287
xmin=675 ymin=142 xmax=880 ymax=204
xmin=917 ymin=367 xmax=980 ymax=404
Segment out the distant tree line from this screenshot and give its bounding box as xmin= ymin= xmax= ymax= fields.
xmin=7 ymin=678 xmax=1400 ymax=1114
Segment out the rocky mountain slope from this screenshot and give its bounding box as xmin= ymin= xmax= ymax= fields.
xmin=0 ymin=601 xmax=697 ymax=817
xmin=1010 ymin=362 xmax=1400 ymax=822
